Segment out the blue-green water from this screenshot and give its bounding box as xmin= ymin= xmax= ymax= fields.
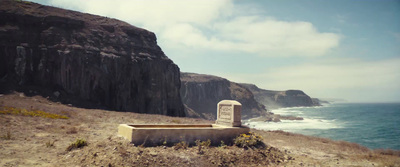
xmin=245 ymin=103 xmax=400 ymax=150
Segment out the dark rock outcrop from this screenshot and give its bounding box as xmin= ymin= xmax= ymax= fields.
xmin=180 ymin=73 xmax=267 ymax=120
xmin=0 ymin=0 xmax=184 ymax=116
xmin=241 ymin=84 xmax=320 ymax=109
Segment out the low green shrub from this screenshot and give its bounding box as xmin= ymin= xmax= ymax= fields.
xmin=195 ymin=139 xmax=211 ymax=154
xmin=174 ymin=141 xmax=188 ymax=150
xmin=66 ymin=139 xmax=87 ymax=151
xmin=234 ymin=132 xmax=265 ymax=149
xmin=199 ymin=139 xmax=211 ymax=147
xmin=219 ymin=140 xmax=227 ymax=149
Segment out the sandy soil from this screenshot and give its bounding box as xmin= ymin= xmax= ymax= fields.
xmin=1 ymin=92 xmax=399 ymax=167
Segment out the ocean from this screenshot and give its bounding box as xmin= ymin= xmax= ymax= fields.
xmin=245 ymin=103 xmax=400 ymax=150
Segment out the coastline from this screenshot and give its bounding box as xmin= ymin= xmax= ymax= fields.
xmin=1 ymin=92 xmax=399 ymax=166
xmin=245 ymin=103 xmax=400 ymax=150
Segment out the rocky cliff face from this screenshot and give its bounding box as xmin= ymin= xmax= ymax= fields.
xmin=180 ymin=73 xmax=267 ymax=120
xmin=241 ymin=84 xmax=320 ymax=109
xmin=0 ymin=0 xmax=184 ymax=116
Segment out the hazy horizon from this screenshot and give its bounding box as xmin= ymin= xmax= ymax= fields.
xmin=28 ymin=0 xmax=400 ymax=103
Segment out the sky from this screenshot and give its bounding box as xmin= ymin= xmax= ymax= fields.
xmin=29 ymin=0 xmax=400 ymax=102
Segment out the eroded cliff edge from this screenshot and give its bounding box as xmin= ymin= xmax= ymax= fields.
xmin=180 ymin=72 xmax=267 ymax=120
xmin=0 ymin=0 xmax=184 ymax=116
xmin=240 ymin=84 xmax=320 ymax=109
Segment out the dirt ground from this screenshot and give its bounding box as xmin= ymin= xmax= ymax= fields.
xmin=1 ymin=92 xmax=399 ymax=167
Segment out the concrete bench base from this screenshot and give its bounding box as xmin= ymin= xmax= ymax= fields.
xmin=118 ymin=124 xmax=250 ymax=146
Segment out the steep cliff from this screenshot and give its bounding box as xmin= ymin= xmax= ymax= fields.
xmin=180 ymin=73 xmax=267 ymax=120
xmin=241 ymin=84 xmax=320 ymax=109
xmin=0 ymin=0 xmax=184 ymax=116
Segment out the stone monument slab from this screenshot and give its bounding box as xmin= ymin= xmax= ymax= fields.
xmin=216 ymin=100 xmax=242 ymax=127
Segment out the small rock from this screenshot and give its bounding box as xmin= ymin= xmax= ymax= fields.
xmin=149 ymin=151 xmax=158 ymax=157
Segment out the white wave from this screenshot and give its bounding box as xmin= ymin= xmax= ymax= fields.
xmin=271 ymin=108 xmax=304 ymax=116
xmin=269 ymin=104 xmax=332 ymax=116
xmin=273 ymin=104 xmax=331 ymax=112
xmin=275 ymin=105 xmax=328 ymax=110
xmin=247 ymin=104 xmax=344 ymax=133
xmin=245 ymin=118 xmax=343 ymax=133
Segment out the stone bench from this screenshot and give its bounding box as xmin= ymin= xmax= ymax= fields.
xmin=118 ymin=100 xmax=249 ymax=146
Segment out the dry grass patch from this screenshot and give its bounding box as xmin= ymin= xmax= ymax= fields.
xmin=170 ymin=119 xmax=181 ymax=124
xmin=269 ymin=130 xmax=295 ymax=136
xmin=374 ymin=149 xmax=400 ymax=157
xmin=362 ymin=152 xmax=400 ymax=167
xmin=337 ymin=140 xmax=370 ymax=152
xmin=46 ymin=140 xmax=56 ymax=148
xmin=0 ymin=106 xmax=69 ymax=119
xmin=66 ymin=127 xmax=78 ymax=134
xmin=60 ymin=110 xmax=76 ymax=118
xmin=1 ymin=131 xmax=13 ymax=140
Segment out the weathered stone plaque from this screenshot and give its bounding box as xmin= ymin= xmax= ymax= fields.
xmin=216 ymin=100 xmax=242 ymax=127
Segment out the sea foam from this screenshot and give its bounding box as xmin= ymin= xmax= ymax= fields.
xmin=245 ymin=106 xmax=343 ymax=133
xmin=245 ymin=118 xmax=342 ymax=133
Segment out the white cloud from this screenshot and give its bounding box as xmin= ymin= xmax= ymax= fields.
xmin=216 ymin=58 xmax=400 ymax=102
xmin=48 ymin=0 xmax=233 ymax=31
xmin=47 ymin=0 xmax=340 ymax=57
xmin=212 ymin=16 xmax=341 ymax=56
xmin=263 ymin=58 xmax=400 ymax=89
